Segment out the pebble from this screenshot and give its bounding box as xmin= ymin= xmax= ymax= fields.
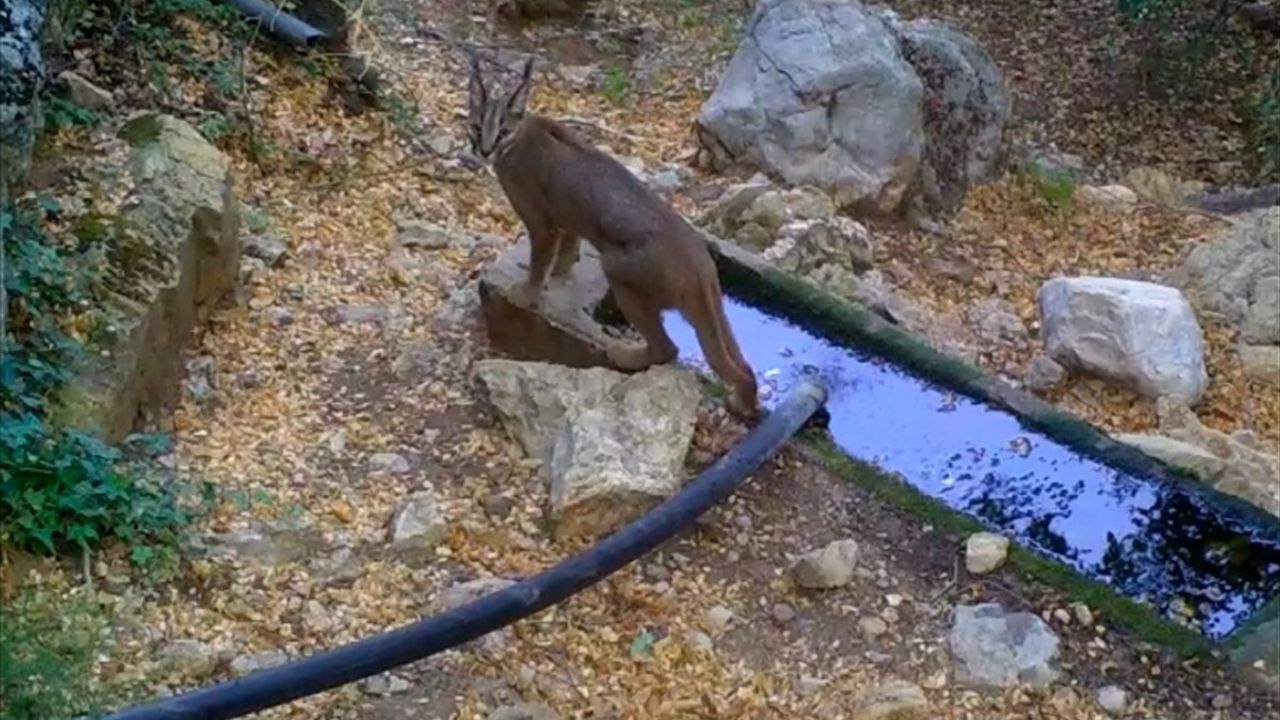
xmin=266 ymin=306 xmax=294 ymax=327
xmin=684 ymin=630 xmax=713 ymax=652
xmin=1212 ymin=693 xmax=1232 ymax=709
xmin=483 ymin=493 xmax=514 ymax=519
xmin=880 ymin=606 xmax=900 ymax=623
xmin=360 ymin=673 xmax=411 ymax=696
xmin=705 ymin=605 xmax=734 ymax=632
xmin=965 ymin=532 xmax=1011 ymax=575
xmin=1071 ymin=601 xmax=1095 ymax=626
xmin=791 ymin=538 xmax=860 ymax=589
xmin=859 ymin=616 xmax=889 ymax=639
xmin=369 ymin=452 xmax=410 ymax=474
xmin=1096 ymin=685 xmax=1128 ymax=714
xmin=643 ymin=563 xmax=671 ymax=582
xmin=1053 ymin=608 xmax=1072 ymax=625
xmin=771 ymin=603 xmax=796 ymax=625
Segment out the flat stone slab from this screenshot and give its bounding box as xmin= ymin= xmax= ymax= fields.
xmin=479 ymin=235 xmax=629 ymax=371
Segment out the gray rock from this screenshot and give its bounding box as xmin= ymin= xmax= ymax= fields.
xmin=183 ymin=355 xmax=218 ymax=404
xmin=705 ymin=605 xmax=735 ymax=632
xmin=369 ymin=452 xmax=410 ymax=474
xmin=1025 ymin=147 xmax=1087 ymax=182
xmin=1112 ymin=433 xmax=1228 ymax=480
xmin=1241 ymin=344 xmax=1280 ymax=388
xmin=208 ymin=521 xmax=328 ymax=566
xmin=1148 ymin=398 xmax=1280 ymax=517
xmin=266 ymin=306 xmax=294 ymax=327
xmin=792 ymin=538 xmax=860 ymax=589
xmin=1038 ymin=276 xmax=1207 ymax=402
xmin=157 ymin=639 xmax=221 ymax=678
xmin=1074 ymin=184 xmax=1139 ymax=212
xmin=964 ymin=532 xmax=1010 ymax=575
xmin=395 ymin=219 xmax=452 ymax=249
xmin=475 ymin=360 xmax=702 ymax=539
xmin=439 ymin=577 xmax=517 ymax=611
xmin=388 ymin=492 xmax=447 ymax=546
xmin=859 ymin=616 xmax=889 ymax=639
xmin=950 ymin=603 xmax=1060 ymax=689
xmin=487 ymin=703 xmax=560 ymax=720
xmin=696 ymin=0 xmax=925 ymax=213
xmin=1096 ymin=685 xmax=1128 ymax=714
xmin=854 ymin=680 xmax=929 ymax=719
xmin=1 ymin=0 xmax=48 ymax=196
xmin=50 ymin=114 xmax=240 ymax=443
xmin=772 ymin=602 xmax=796 ymax=624
xmin=439 ymin=578 xmax=518 ymax=655
xmin=891 ymin=17 xmax=1011 ymax=214
xmin=1024 ymin=353 xmax=1066 ymax=392
xmin=230 ymin=650 xmax=289 ymax=676
xmin=967 ymin=298 xmax=1026 ymax=344
xmin=244 ymin=234 xmax=288 ymax=267
xmin=1174 ymin=207 xmax=1279 ymax=344
xmin=59 ymin=70 xmax=113 ymax=109
xmin=326 ymin=304 xmax=405 ymax=326
xmin=360 ymin=673 xmax=412 ymax=697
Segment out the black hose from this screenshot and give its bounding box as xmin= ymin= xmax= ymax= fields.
xmin=224 ymin=0 xmax=327 ymax=47
xmin=103 ymin=376 xmax=829 ymax=720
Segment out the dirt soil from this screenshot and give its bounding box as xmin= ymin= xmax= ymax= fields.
xmin=11 ymin=0 xmax=1280 ymax=718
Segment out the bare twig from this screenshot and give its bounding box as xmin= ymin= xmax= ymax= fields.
xmin=239 ymin=13 xmax=265 ymax=165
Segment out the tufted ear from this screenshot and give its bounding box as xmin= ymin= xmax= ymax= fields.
xmin=504 ymin=56 xmax=535 ymax=119
xmin=466 ymin=51 xmax=487 ymax=122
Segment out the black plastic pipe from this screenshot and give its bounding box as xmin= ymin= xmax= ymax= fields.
xmin=224 ymin=0 xmax=327 ymax=47
xmin=103 ymin=376 xmax=829 ymax=720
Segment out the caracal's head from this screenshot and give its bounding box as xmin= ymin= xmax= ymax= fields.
xmin=466 ymin=54 xmax=534 ymax=160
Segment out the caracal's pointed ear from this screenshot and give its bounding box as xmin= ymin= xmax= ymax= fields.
xmin=505 ymin=57 xmax=535 ymax=118
xmin=466 ymin=51 xmax=487 ymax=119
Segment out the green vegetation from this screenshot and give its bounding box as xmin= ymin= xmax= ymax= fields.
xmin=1 ymin=205 xmax=198 ymax=575
xmin=0 ymin=584 xmax=112 ymax=720
xmin=1028 ymin=166 xmax=1077 ymax=213
xmin=600 ymin=66 xmax=631 ymax=106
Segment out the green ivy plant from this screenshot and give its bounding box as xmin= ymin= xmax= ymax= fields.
xmin=1 ymin=203 xmax=196 ymax=572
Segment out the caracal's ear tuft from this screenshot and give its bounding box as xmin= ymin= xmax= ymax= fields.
xmin=505 ymin=56 xmax=536 ymax=119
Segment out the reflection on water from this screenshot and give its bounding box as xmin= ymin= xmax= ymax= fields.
xmin=664 ymin=298 xmax=1280 ymax=639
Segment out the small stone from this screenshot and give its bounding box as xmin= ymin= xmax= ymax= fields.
xmin=157 ymin=639 xmax=220 ymax=677
xmin=266 ymin=306 xmax=294 ymax=327
xmin=684 ymin=630 xmax=713 ymax=651
xmin=853 ymin=680 xmax=929 ymax=719
xmin=859 ymin=616 xmax=889 ymax=639
xmin=230 ymin=650 xmax=289 ymax=676
xmin=798 ymin=675 xmax=827 ymax=695
xmin=885 ymin=593 xmax=904 ymax=607
xmin=1211 ymin=693 xmax=1232 ymax=709
xmin=388 ymin=492 xmax=447 ymax=546
xmin=244 ymin=234 xmax=288 ymax=267
xmin=791 ymin=538 xmax=860 ymax=589
xmin=1025 ymin=353 xmax=1066 ymax=392
xmin=483 ymin=493 xmax=515 ymax=519
xmin=424 ymin=133 xmax=454 ymax=157
xmin=487 ymin=703 xmax=560 ymax=720
xmin=1052 ymin=608 xmax=1071 ymax=625
xmin=183 ymin=355 xmax=218 ymax=404
xmin=395 ymin=219 xmax=452 ymax=249
xmin=880 ymin=607 xmax=900 ymax=623
xmin=1071 ymin=602 xmax=1095 ymax=626
xmin=643 ymin=563 xmax=671 ymax=583
xmin=360 ymin=673 xmax=411 ymax=696
xmin=965 ymin=532 xmax=1010 ymax=575
xmin=440 ymin=577 xmax=517 ymax=611
xmin=772 ymin=603 xmax=796 ymax=624
xmin=1096 ymin=685 xmax=1128 ymax=714
xmin=705 ymin=605 xmax=734 ymax=632
xmin=60 ymin=70 xmax=113 ymax=109
xmin=369 ymin=452 xmax=410 ymax=474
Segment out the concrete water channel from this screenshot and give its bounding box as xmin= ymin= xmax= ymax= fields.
xmin=478 ymin=235 xmax=1280 ymax=651
xmin=665 ymin=295 xmax=1280 ymax=641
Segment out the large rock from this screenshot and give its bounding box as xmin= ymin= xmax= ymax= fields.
xmin=700 ymin=180 xmax=873 ymax=279
xmin=1129 ymin=398 xmax=1280 ymax=517
xmin=0 ymin=0 xmax=47 ymax=196
xmin=1037 ymin=277 xmax=1208 ymax=402
xmin=474 ymin=360 xmax=702 ymax=539
xmin=950 ymin=603 xmax=1060 ymax=689
xmin=1174 ymin=207 xmax=1280 ymax=345
xmin=52 ymin=114 xmax=241 ymax=442
xmin=695 ymin=0 xmax=1007 ymax=216
xmin=695 ymin=0 xmax=925 ymax=213
xmin=890 ymin=16 xmax=1011 ymax=214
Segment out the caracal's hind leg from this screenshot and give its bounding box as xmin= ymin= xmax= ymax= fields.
xmin=605 ymin=282 xmax=679 ymax=371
